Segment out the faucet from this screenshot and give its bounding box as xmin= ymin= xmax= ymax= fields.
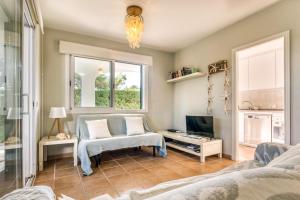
xmin=242 ymin=101 xmax=257 ymax=110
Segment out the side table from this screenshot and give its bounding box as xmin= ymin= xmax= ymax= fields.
xmin=39 ymin=135 xmax=78 ymax=171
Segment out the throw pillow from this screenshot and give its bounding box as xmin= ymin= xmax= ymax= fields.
xmin=125 ymin=117 xmax=145 ymax=136
xmin=86 ymin=119 xmax=112 ymax=139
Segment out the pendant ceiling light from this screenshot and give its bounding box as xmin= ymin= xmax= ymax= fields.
xmin=125 ymin=5 xmax=144 ymax=49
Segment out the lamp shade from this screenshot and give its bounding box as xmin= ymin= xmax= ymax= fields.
xmin=49 ymin=107 xmax=66 ymax=118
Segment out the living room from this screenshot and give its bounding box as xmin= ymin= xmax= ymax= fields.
xmin=1 ymin=0 xmax=300 ymax=199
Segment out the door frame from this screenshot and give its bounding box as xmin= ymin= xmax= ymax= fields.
xmin=22 ymin=0 xmax=36 ymax=186
xmin=231 ymin=31 xmax=290 ymax=161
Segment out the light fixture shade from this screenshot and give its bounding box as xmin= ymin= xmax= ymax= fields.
xmin=125 ymin=6 xmax=144 ymax=49
xmin=49 ymin=107 xmax=67 ymax=119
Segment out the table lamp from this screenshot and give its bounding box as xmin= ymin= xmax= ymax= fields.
xmin=48 ymin=107 xmax=67 ymax=138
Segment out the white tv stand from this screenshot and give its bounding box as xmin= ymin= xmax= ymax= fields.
xmin=159 ymin=131 xmax=222 ymax=163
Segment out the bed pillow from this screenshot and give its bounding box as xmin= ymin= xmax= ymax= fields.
xmin=125 ymin=117 xmax=145 ymax=136
xmin=86 ymin=119 xmax=112 ymax=139
xmin=267 ymin=143 xmax=300 ymax=170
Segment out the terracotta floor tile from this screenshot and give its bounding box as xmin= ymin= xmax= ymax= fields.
xmin=109 ymin=174 xmax=142 ymax=194
xmin=138 ymin=160 xmax=159 ymax=169
xmin=55 ymin=160 xmax=74 ymax=170
xmin=115 ymin=156 xmax=135 ymax=165
xmin=36 ymin=148 xmax=235 ymax=198
xmin=133 ymin=155 xmax=155 ymax=162
xmin=102 ymin=166 xmax=126 ymax=177
xmin=166 ymin=163 xmax=199 ymax=177
xmin=172 ymin=155 xmax=194 ymax=162
xmin=100 ymin=160 xmax=119 ymax=169
xmin=82 ymin=177 xmax=111 ymax=189
xmin=152 ymin=167 xmax=181 ymax=177
xmin=55 ymin=167 xmax=79 ymax=178
xmin=108 ymin=173 xmax=135 ymax=186
xmin=121 ymin=162 xmax=144 ymax=172
xmin=158 ymin=159 xmax=178 ymax=166
xmin=129 ymin=170 xmax=161 ymax=188
xmin=149 ymin=165 xmax=183 ymax=182
xmin=128 ymin=168 xmax=151 ymax=176
xmin=54 ymin=176 xmax=81 ymax=190
xmin=35 ymin=171 xmax=54 ymax=182
xmin=156 ymin=172 xmax=183 ymax=182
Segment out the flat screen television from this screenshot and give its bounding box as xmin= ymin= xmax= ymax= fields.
xmin=186 ymin=116 xmax=214 ymax=138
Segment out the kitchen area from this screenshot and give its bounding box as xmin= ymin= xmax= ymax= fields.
xmin=237 ymin=37 xmax=285 ymax=160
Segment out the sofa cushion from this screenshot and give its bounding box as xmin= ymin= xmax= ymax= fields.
xmin=267 ymin=143 xmax=300 ymax=170
xmin=125 ymin=117 xmax=145 ymax=136
xmin=86 ymin=119 xmax=112 ymax=139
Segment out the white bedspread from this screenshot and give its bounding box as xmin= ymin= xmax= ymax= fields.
xmin=0 ymin=186 xmax=55 ymax=200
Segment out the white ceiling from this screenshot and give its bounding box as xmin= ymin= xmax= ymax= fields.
xmin=39 ymin=0 xmax=280 ymax=52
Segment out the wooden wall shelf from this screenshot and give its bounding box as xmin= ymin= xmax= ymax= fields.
xmin=166 ymin=72 xmax=206 ymax=83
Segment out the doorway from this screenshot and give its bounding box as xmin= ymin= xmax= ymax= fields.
xmin=232 ymin=32 xmax=290 ymax=161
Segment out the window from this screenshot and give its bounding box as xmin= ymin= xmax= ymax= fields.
xmin=115 ymin=62 xmax=142 ymax=110
xmin=70 ymin=56 xmax=147 ymax=112
xmin=73 ymin=57 xmax=111 ymax=108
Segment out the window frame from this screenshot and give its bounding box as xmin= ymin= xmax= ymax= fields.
xmin=68 ymin=54 xmax=148 ymax=113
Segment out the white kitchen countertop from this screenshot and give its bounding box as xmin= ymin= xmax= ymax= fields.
xmin=238 ymin=109 xmax=284 ymax=114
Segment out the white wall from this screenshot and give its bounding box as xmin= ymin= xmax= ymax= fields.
xmin=173 ymin=0 xmax=300 ymax=155
xmin=42 ymin=28 xmax=174 ymax=155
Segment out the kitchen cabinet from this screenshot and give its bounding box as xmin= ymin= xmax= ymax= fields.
xmin=249 ymin=51 xmax=276 ymax=90
xmin=238 ymin=49 xmax=283 ymax=91
xmin=238 ymin=59 xmax=249 ymax=91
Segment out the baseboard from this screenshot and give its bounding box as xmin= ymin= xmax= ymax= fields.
xmin=47 ymin=153 xmax=73 ymax=161
xmin=222 ymin=153 xmax=232 ymax=160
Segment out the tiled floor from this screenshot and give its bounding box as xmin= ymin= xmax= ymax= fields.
xmin=239 ymin=144 xmax=255 ymax=161
xmin=34 ymin=147 xmax=235 ymax=199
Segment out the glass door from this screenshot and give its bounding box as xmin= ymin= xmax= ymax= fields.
xmin=0 ymin=0 xmax=23 ymax=196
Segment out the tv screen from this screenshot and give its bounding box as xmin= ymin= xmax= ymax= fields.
xmin=186 ymin=116 xmax=214 ymax=138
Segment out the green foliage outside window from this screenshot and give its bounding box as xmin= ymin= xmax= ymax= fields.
xmin=74 ymin=73 xmax=141 ymax=109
